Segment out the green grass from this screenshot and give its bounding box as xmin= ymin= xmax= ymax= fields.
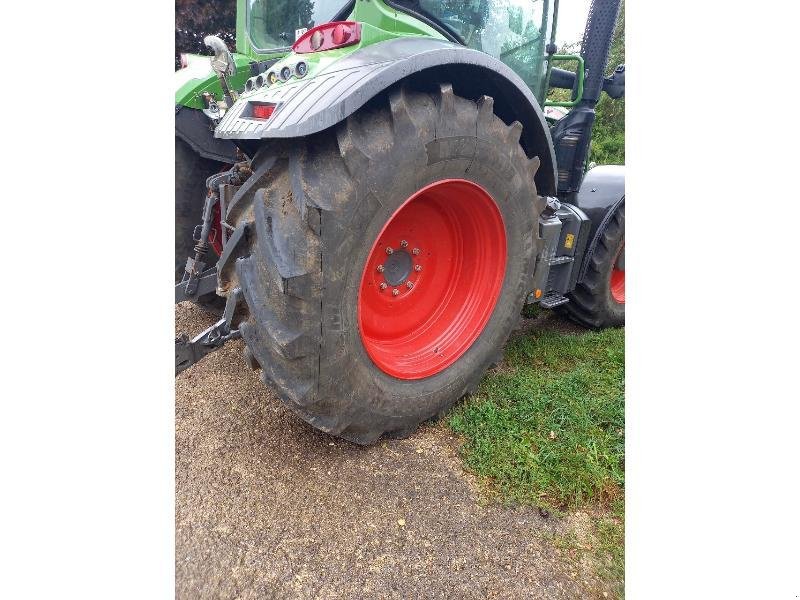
xmin=597 ymin=497 xmax=625 ymax=596
xmin=447 ymin=325 xmax=625 ymax=592
xmin=449 ymin=326 xmax=624 ymax=510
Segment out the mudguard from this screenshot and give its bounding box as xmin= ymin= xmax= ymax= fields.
xmin=214 ymin=37 xmax=558 ymax=195
xmin=573 ymin=165 xmax=625 ymax=282
xmin=174 ymin=52 xmax=257 ymax=164
xmin=175 ymin=105 xmax=239 ymax=164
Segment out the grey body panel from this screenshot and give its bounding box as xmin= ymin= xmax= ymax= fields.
xmin=215 ymin=37 xmax=557 ymax=195
xmin=574 ymin=165 xmax=625 ymax=233
xmin=573 ymin=164 xmax=625 ymax=282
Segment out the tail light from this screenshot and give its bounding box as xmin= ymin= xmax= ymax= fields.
xmin=251 ymin=103 xmax=276 ymax=120
xmin=292 ymin=21 xmax=361 ymax=54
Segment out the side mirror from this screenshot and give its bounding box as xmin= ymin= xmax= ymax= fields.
xmin=203 ymin=35 xmax=236 ymax=78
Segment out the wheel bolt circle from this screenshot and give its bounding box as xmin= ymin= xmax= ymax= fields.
xmin=414 ymin=264 xmax=422 ymax=272
xmin=377 ymin=265 xmax=385 ymax=273
xmin=379 ymin=283 xmax=387 ymax=290
xmin=385 ymin=247 xmax=394 ymax=255
xmin=406 ymin=281 xmax=414 ymax=289
xmin=400 ymin=240 xmax=408 ymax=248
xmin=392 ymin=288 xmax=399 ymax=296
xmin=412 ymin=248 xmax=420 ymax=255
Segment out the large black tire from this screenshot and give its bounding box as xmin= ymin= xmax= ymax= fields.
xmin=175 ymin=136 xmax=227 ymax=312
xmin=218 ymin=85 xmax=544 ymax=444
xmin=560 ymin=202 xmax=625 ymax=328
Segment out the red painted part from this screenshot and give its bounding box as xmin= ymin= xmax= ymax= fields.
xmin=208 ymin=163 xmax=231 ymax=257
xmin=358 ymin=179 xmax=507 ymax=380
xmin=209 ymin=204 xmax=223 ymax=256
xmin=610 ymin=244 xmax=625 ymax=304
xmin=252 ymin=103 xmax=276 ymax=120
xmin=292 ymin=21 xmax=361 ymax=54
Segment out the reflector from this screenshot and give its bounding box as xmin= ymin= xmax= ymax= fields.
xmin=252 ymin=104 xmax=275 ymax=120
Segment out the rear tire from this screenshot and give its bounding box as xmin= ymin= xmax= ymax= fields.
xmin=560 ymin=202 xmax=625 ymax=328
xmin=218 ymin=85 xmax=544 ymax=444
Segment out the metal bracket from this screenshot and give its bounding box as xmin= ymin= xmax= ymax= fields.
xmin=175 ymin=265 xmax=218 ymax=303
xmin=178 ymin=183 xmax=223 ymax=301
xmin=175 ymin=288 xmax=242 ymax=375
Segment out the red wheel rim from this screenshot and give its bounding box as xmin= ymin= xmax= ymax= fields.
xmin=358 ymin=179 xmax=507 ymax=380
xmin=610 ymin=243 xmax=625 ymax=304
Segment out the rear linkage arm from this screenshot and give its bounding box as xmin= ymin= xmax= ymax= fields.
xmin=175 ymin=172 xmax=225 ymax=302
xmin=175 ymin=158 xmax=253 ymax=375
xmin=175 ymin=287 xmax=242 ymax=375
xmin=175 ymin=161 xmax=250 ymax=303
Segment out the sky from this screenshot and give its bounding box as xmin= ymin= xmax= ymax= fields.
xmin=555 ymin=0 xmax=593 ymax=47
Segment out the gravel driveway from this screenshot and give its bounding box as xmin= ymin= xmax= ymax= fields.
xmin=176 ymin=302 xmax=605 ymax=599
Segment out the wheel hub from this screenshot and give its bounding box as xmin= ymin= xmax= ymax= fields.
xmin=381 ymin=249 xmax=413 ymax=286
xmin=358 ymin=179 xmax=506 ymax=380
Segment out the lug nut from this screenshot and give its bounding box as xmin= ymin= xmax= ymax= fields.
xmin=414 ymin=264 xmax=422 ymax=272
xmin=392 ymin=288 xmax=399 ymax=296
xmin=379 ymin=283 xmax=387 ymax=290
xmin=386 ymin=247 xmax=394 ymax=255
xmin=412 ymin=248 xmax=421 ymax=255
xmin=406 ymin=281 xmax=414 ymax=289
xmin=400 ymin=240 xmax=408 ymax=248
xmin=377 ymin=265 xmax=385 ymax=273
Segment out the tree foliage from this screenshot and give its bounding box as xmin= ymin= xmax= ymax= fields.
xmin=175 ymin=0 xmax=236 ymax=69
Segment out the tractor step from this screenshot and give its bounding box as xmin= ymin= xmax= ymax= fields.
xmin=548 ymin=255 xmax=574 ymax=266
xmin=540 ymin=292 xmax=570 ymax=309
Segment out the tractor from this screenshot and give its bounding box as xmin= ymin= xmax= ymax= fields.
xmin=175 ymin=0 xmax=626 ymax=444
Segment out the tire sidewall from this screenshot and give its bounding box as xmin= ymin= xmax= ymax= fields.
xmin=606 ymin=239 xmax=625 ymax=322
xmin=598 ymin=210 xmax=625 ymax=326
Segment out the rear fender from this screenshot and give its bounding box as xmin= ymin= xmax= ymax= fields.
xmin=175 ymin=106 xmax=239 ymax=164
xmin=175 ymin=53 xmax=281 ymax=163
xmin=214 ymin=38 xmax=557 ymax=195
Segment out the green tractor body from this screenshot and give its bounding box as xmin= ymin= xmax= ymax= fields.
xmin=176 ymin=0 xmax=563 ymax=113
xmin=175 ymin=0 xmax=625 ymax=444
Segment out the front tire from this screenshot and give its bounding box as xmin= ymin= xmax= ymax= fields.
xmin=219 ymin=85 xmax=544 ymax=444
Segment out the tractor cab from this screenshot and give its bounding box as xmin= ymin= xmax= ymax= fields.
xmin=244 ymin=0 xmax=350 ymax=54
xmin=388 ymin=0 xmax=556 ymax=103
xmin=240 ymin=0 xmax=562 ymax=104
